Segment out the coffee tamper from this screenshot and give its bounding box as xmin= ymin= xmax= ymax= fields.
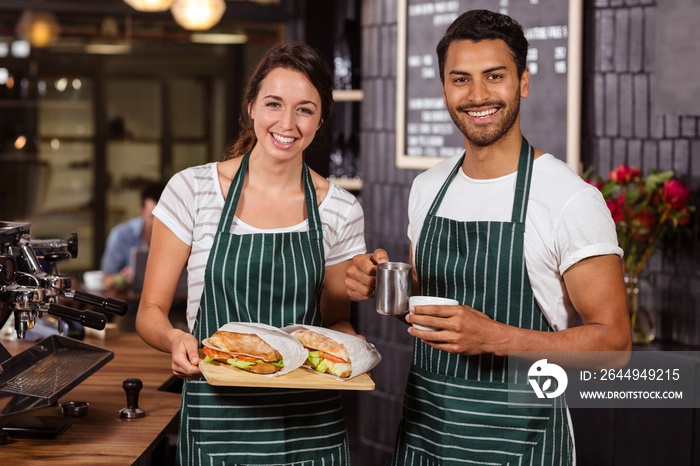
xmin=119 ymin=378 xmax=146 ymax=419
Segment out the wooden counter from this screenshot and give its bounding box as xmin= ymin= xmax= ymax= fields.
xmin=0 ymin=333 xmax=181 ymax=465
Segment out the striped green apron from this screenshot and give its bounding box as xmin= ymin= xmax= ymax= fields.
xmin=393 ymin=138 xmax=573 ymax=465
xmin=177 ymin=152 xmax=350 ymax=465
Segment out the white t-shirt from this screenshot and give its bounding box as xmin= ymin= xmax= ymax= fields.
xmin=408 ymin=153 xmax=622 ymax=331
xmin=154 ymin=162 xmax=367 ymax=330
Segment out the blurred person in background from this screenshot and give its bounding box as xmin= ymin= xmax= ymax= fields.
xmin=100 ymin=181 xmax=165 ymax=290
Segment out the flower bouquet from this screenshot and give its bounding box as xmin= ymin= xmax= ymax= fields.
xmin=585 ymin=165 xmax=695 ymax=343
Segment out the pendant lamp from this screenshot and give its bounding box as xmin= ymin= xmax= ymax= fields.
xmin=171 ymin=0 xmax=226 ymax=31
xmin=16 ymin=11 xmax=60 ymax=48
xmin=123 ymin=0 xmax=175 ymax=12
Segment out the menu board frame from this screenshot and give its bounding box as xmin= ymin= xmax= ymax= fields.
xmin=395 ymin=0 xmax=583 ymax=171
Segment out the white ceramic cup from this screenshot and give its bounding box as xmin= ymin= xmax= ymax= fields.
xmin=82 ymin=270 xmax=104 ymax=291
xmin=409 ymin=296 xmax=459 ymax=331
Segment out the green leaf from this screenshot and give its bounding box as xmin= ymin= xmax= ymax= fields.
xmin=645 ymin=170 xmax=673 ymax=190
xmin=600 ymin=183 xmax=618 ymax=198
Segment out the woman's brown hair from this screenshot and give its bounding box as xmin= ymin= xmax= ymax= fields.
xmin=224 ymin=41 xmax=335 ymax=160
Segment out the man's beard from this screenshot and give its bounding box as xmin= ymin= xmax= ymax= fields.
xmin=447 ymin=95 xmax=521 ymax=148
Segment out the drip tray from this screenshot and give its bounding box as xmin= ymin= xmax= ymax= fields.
xmin=0 ymin=335 xmax=113 ymax=415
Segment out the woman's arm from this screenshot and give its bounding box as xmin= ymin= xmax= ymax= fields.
xmin=135 ymin=219 xmax=201 ymax=379
xmin=320 ymin=260 xmax=356 ymax=335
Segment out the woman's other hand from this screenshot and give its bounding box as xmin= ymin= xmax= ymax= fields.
xmin=345 ymin=248 xmax=389 ymax=301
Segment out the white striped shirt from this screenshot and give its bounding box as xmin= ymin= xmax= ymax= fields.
xmin=153 ymin=162 xmax=366 ymax=330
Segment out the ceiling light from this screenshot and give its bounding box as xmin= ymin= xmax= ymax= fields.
xmin=171 ymin=0 xmax=226 ymax=31
xmin=11 ymin=40 xmax=31 ymax=58
xmin=189 ymin=33 xmax=248 ymax=44
xmin=84 ymin=17 xmax=131 ymax=55
xmin=55 ymin=78 xmax=68 ymax=92
xmin=123 ymin=0 xmax=175 ymax=12
xmin=16 ymin=11 xmax=60 ymax=48
xmin=14 ymin=135 xmax=27 ymax=150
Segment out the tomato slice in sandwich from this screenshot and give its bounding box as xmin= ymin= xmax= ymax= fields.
xmin=204 ymin=346 xmax=266 ymax=362
xmin=235 ymin=354 xmax=260 ymax=362
xmin=203 ymin=346 xmax=231 ymax=359
xmin=318 ymin=351 xmax=347 ymax=363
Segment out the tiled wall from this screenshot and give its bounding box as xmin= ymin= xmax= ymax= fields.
xmin=353 ymin=1 xmax=417 ymax=463
xmin=584 ymin=0 xmax=700 ymax=346
xmin=352 ymin=0 xmax=699 ymax=464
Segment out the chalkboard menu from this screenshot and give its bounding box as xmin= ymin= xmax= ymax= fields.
xmin=396 ymin=0 xmax=582 ymax=170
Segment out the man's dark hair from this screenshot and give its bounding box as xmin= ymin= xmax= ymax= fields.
xmin=436 ymin=9 xmax=529 ymax=82
xmin=141 ymin=181 xmax=165 ymax=205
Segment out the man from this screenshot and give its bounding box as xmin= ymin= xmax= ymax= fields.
xmin=100 ymin=181 xmax=165 ymax=290
xmin=346 ymin=10 xmax=631 ymax=465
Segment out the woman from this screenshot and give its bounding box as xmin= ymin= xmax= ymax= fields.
xmin=136 ymin=41 xmax=366 ymax=465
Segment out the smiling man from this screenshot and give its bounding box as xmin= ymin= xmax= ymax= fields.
xmin=345 ymin=9 xmax=631 ymax=465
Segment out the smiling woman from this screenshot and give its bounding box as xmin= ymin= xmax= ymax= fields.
xmin=226 ymin=41 xmax=336 ymax=163
xmin=135 ymin=40 xmax=367 ymax=465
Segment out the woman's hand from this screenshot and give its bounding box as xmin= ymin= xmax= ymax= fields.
xmin=168 ymin=329 xmax=202 ymax=379
xmin=345 ymin=248 xmax=389 ymax=301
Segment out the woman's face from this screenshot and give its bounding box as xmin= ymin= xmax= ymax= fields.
xmin=249 ymin=67 xmax=323 ymax=162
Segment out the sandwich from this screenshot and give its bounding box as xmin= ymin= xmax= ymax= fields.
xmin=292 ymin=328 xmax=353 ymax=378
xmin=203 ymin=330 xmax=284 ymax=374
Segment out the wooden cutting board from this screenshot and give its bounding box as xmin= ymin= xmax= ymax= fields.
xmin=199 ymin=360 xmax=375 ymax=391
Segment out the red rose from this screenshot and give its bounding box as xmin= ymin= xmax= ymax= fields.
xmin=607 ymin=197 xmax=625 ymax=223
xmin=662 ymin=179 xmax=691 ymax=210
xmin=609 ymin=165 xmax=640 ymax=184
xmin=628 ymin=207 xmax=657 ymax=243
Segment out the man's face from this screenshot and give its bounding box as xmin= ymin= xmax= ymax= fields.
xmin=441 ymin=39 xmax=529 ymax=148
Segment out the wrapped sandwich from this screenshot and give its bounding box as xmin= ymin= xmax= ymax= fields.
xmin=203 ymin=330 xmax=284 ymax=374
xmin=293 ymin=328 xmax=353 ymax=377
xmin=283 ymin=325 xmax=382 ymax=380
xmin=202 ymin=322 xmax=307 ymax=376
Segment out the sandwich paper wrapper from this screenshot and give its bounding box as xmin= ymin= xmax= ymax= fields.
xmin=203 ymin=322 xmax=307 ymax=376
xmin=282 ymin=324 xmax=382 ymax=380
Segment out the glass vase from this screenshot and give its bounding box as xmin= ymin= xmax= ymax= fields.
xmin=625 ymin=273 xmax=656 ymax=345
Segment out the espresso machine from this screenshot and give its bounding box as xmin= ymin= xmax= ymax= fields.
xmin=0 ymin=221 xmax=128 ymax=416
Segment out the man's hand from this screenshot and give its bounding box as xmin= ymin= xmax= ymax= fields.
xmin=405 ymin=304 xmax=508 ymax=355
xmin=345 ymin=248 xmax=389 ymax=301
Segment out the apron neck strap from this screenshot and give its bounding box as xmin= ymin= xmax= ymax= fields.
xmin=219 ymin=151 xmax=322 ymax=233
xmin=426 ymin=136 xmax=535 ymax=225
xmin=511 ymin=136 xmax=534 ymax=224
xmin=302 ymin=160 xmax=322 ymax=232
